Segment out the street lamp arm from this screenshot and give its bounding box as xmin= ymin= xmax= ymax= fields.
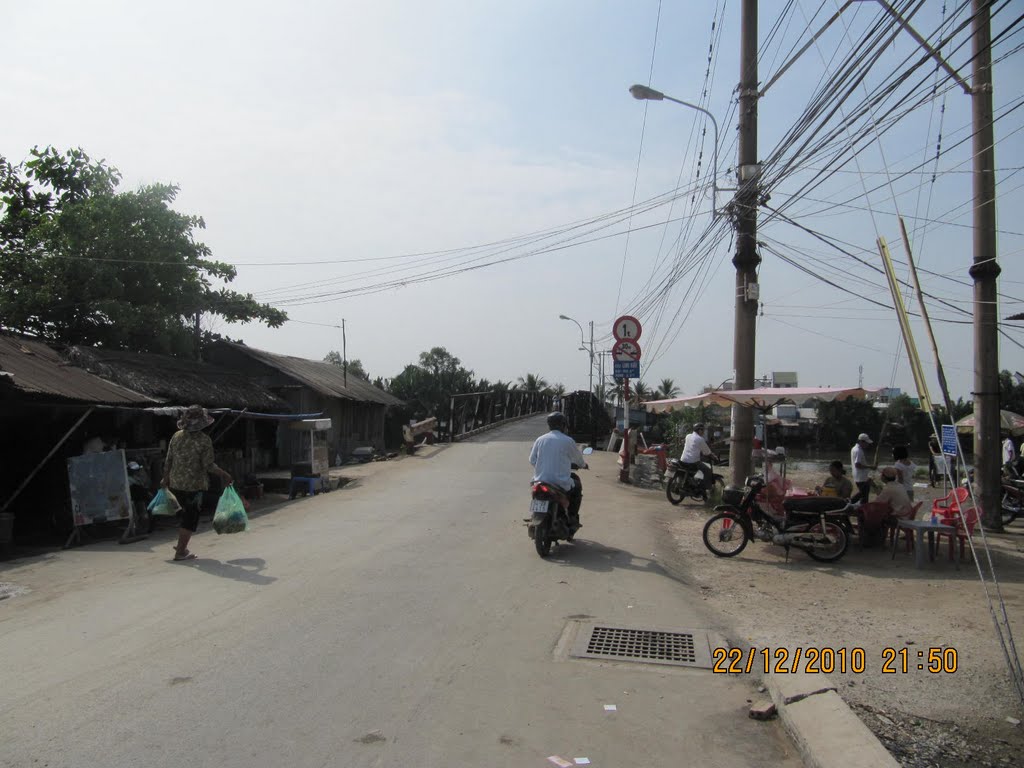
xmin=629 ymin=85 xmax=733 ymax=216
xmin=559 ymin=314 xmax=585 ymax=347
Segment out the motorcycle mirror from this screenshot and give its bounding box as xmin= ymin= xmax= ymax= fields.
xmin=582 ymin=447 xmax=594 ymax=455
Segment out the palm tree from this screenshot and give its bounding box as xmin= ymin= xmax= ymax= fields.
xmin=551 ymin=383 xmax=566 ymax=396
xmin=655 ymin=378 xmax=680 ymax=400
xmin=631 ymin=380 xmax=651 ymax=404
xmin=517 ymin=373 xmax=548 ymax=392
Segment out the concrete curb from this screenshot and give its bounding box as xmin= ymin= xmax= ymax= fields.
xmin=765 ymin=671 xmax=899 ymax=768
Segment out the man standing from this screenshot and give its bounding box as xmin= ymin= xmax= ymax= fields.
xmin=161 ymin=405 xmax=233 ymax=561
xmin=1002 ymin=433 xmax=1017 ymax=471
xmin=680 ymin=423 xmax=717 ymax=495
xmin=850 ymin=432 xmax=876 ymax=504
xmin=530 ymin=412 xmax=587 ymax=532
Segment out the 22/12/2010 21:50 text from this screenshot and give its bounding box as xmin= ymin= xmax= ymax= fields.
xmin=712 ymin=647 xmax=959 ymax=674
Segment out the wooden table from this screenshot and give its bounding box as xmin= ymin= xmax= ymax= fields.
xmin=892 ymin=519 xmax=956 ymax=569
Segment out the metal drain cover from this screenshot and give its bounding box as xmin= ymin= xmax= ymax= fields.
xmin=570 ymin=622 xmax=713 ymax=669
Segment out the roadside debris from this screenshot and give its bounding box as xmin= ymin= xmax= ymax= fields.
xmin=748 ymin=700 xmax=777 ymax=720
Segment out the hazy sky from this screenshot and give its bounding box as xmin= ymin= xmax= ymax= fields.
xmin=5 ymin=1 xmax=1023 ymax=400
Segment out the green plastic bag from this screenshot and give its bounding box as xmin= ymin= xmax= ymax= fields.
xmin=213 ymin=486 xmax=249 ymax=534
xmin=147 ymin=488 xmax=181 ymax=517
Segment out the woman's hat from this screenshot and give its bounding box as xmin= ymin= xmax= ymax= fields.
xmin=178 ymin=404 xmax=215 ymax=432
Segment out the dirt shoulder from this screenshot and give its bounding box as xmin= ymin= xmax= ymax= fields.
xmin=649 ymin=465 xmax=1024 ymax=767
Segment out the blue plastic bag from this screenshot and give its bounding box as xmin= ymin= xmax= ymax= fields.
xmin=147 ymin=488 xmax=181 ymax=516
xmin=213 ymin=486 xmax=249 ymax=534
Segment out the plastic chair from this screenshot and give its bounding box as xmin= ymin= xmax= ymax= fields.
xmin=884 ymin=501 xmax=923 ymax=554
xmin=932 ymin=487 xmax=969 ymax=518
xmin=936 ymin=506 xmax=979 ymax=561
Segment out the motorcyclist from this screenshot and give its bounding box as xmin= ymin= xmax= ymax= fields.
xmin=530 ymin=412 xmax=588 ymax=532
xmin=680 ymin=423 xmax=717 ymax=494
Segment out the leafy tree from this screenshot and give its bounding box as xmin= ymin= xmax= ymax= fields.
xmin=388 ymin=347 xmax=475 ymax=417
xmin=551 ymin=382 xmax=566 ymax=396
xmin=815 ymin=398 xmax=885 ymax=449
xmin=323 ymin=351 xmax=368 ymax=380
xmin=0 ymin=147 xmax=286 ymax=355
xmin=517 ymin=373 xmax=548 ymax=393
xmin=1000 ymin=370 xmax=1024 ymax=416
xmin=655 ymin=378 xmax=680 ymax=400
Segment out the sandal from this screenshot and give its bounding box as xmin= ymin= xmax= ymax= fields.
xmin=173 ymin=550 xmax=197 ymax=561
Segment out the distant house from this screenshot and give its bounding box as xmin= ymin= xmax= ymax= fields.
xmin=207 ymin=341 xmax=404 ymax=464
xmin=771 ymin=371 xmax=799 ymax=388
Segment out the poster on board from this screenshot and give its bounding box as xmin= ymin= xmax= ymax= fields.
xmin=68 ymin=449 xmax=131 ymax=527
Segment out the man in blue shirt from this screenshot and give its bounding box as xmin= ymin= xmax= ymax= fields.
xmin=530 ymin=412 xmax=588 ymax=527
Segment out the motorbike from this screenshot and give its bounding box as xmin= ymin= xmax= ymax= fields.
xmin=665 ymin=456 xmax=725 ymax=504
xmin=702 ymin=475 xmax=853 ymax=562
xmin=528 ymin=447 xmax=593 ymax=558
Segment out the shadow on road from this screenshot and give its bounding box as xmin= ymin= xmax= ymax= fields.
xmin=543 ymin=539 xmax=668 ymax=576
xmin=173 ymin=556 xmax=277 ymax=585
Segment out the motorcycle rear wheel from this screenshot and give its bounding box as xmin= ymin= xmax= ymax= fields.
xmin=534 ymin=517 xmax=553 ymax=558
xmin=1000 ymin=492 xmax=1020 ymax=525
xmin=702 ymin=511 xmax=749 ymax=557
xmin=804 ymin=521 xmax=849 ymax=563
xmin=666 ymin=473 xmax=686 ymax=505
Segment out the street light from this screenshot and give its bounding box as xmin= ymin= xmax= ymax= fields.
xmin=558 ymin=314 xmax=595 ymax=395
xmin=629 ymin=84 xmax=734 ymax=217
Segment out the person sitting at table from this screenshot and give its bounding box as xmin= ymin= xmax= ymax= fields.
xmin=815 ymin=460 xmax=853 ymax=499
xmin=855 ymin=467 xmax=914 ymax=546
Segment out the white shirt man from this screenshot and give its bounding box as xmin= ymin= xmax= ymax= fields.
xmin=1003 ymin=437 xmax=1017 ymax=465
xmin=530 ymin=429 xmax=586 ymax=492
xmin=850 ymin=433 xmax=876 ymax=503
xmin=680 ymin=425 xmax=715 ymax=491
xmin=681 ymin=429 xmax=713 ymax=464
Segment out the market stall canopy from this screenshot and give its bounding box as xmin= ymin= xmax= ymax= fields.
xmin=955 ymin=409 xmax=1024 ymax=437
xmin=644 ymin=386 xmax=881 ymax=413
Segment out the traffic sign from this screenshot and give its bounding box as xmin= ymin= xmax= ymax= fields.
xmin=614 ymin=360 xmax=640 ymax=379
xmin=612 ymin=340 xmax=641 ymax=362
xmin=941 ymin=424 xmax=957 ymax=457
xmin=613 ymin=315 xmax=642 ymax=343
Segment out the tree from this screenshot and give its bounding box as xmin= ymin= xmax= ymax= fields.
xmin=815 ymin=398 xmax=885 ymax=449
xmin=630 ymin=380 xmax=651 ymax=405
xmin=517 ymin=373 xmax=549 ymax=393
xmin=655 ymin=378 xmax=680 ymax=400
xmin=0 ymin=146 xmax=285 ymax=355
xmin=323 ymin=351 xmax=368 ymax=380
xmin=388 ymin=347 xmax=475 ymax=416
xmin=551 ymin=383 xmax=566 ymax=396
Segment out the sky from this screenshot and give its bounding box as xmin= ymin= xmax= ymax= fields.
xmin=4 ymin=1 xmax=1023 ymax=401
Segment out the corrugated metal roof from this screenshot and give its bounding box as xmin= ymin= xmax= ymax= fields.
xmin=0 ymin=335 xmax=155 ymax=405
xmin=219 ymin=342 xmax=404 ymax=406
xmin=67 ymin=346 xmax=289 ymax=411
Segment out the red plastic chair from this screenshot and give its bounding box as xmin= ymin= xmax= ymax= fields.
xmin=936 ymin=506 xmax=979 ymax=561
xmin=932 ymin=487 xmax=969 ymax=518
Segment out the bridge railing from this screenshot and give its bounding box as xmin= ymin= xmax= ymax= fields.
xmin=447 ymin=390 xmax=553 ymax=442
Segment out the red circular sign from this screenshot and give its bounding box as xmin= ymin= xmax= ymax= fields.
xmin=613 ymin=315 xmax=642 ymax=343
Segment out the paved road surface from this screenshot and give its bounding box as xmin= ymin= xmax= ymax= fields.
xmin=1 ymin=416 xmax=799 ymax=767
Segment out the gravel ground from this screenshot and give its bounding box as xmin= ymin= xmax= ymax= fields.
xmin=651 ymin=465 xmax=1024 ymax=767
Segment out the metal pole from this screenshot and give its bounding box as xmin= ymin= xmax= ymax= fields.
xmin=971 ymin=0 xmax=1001 ymax=530
xmin=588 ymin=321 xmax=594 ymax=395
xmin=729 ymin=0 xmax=760 ymax=489
xmin=620 ymin=379 xmax=631 ymax=483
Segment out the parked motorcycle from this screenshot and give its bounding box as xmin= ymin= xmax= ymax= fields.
xmin=665 ymin=457 xmax=725 ymax=504
xmin=527 ymin=447 xmax=593 ymax=557
xmin=702 ymin=475 xmax=853 ymax=562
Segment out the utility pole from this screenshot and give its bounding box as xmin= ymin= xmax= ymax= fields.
xmin=971 ymin=0 xmax=1001 ymax=529
xmin=588 ymin=321 xmax=595 ymax=395
xmin=729 ymin=0 xmax=760 ymax=488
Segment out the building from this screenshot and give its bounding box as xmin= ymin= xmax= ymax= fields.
xmin=771 ymin=371 xmax=799 ymax=388
xmin=207 ymin=341 xmax=404 ymax=464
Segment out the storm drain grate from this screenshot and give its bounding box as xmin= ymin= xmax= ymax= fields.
xmin=570 ymin=623 xmax=712 ymax=668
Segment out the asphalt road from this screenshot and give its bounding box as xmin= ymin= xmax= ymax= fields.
xmin=1 ymin=416 xmax=799 ymax=767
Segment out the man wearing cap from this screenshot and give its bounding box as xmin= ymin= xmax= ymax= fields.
xmin=161 ymin=405 xmax=233 ymax=561
xmin=850 ymin=432 xmax=877 ymax=504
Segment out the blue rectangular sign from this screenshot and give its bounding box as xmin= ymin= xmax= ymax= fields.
xmin=614 ymin=360 xmax=640 ymax=379
xmin=941 ymin=424 xmax=957 ymax=457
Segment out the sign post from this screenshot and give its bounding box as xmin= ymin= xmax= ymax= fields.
xmin=613 ymin=316 xmax=643 ymax=483
xmin=940 ymin=424 xmax=958 ymax=490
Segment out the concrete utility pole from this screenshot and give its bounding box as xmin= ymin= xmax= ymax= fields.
xmin=729 ymin=0 xmax=760 ymax=488
xmin=971 ymin=0 xmax=1001 ymax=529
